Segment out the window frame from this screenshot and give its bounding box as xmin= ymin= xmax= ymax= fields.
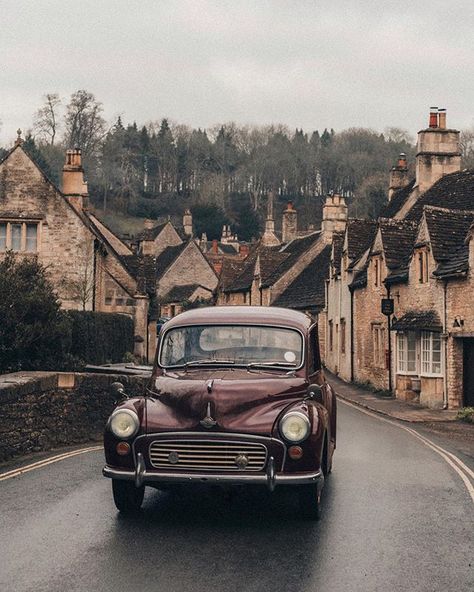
xmin=397 ymin=331 xmax=418 ymax=375
xmin=0 ymin=220 xmax=40 ymax=253
xmin=420 ymin=330 xmax=442 ymax=377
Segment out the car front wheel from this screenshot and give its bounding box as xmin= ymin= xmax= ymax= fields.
xmin=112 ymin=479 xmax=145 ymax=514
xmin=298 ymin=484 xmax=322 ymax=520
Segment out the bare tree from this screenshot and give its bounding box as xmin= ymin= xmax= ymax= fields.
xmin=34 ymin=93 xmax=62 ymax=145
xmin=64 ymin=90 xmax=106 ymax=157
xmin=63 ymin=240 xmax=95 ymax=310
xmin=460 ymin=127 xmax=474 ymax=169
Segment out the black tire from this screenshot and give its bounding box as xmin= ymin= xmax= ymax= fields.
xmin=112 ymin=479 xmax=145 ymax=514
xmin=298 ymin=484 xmax=322 ymax=521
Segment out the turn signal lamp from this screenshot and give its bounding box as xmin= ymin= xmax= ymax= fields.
xmin=288 ymin=445 xmax=304 ymax=460
xmin=116 ymin=442 xmax=131 ymax=456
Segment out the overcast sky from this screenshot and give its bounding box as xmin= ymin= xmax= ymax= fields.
xmin=1 ymin=0 xmax=473 ymax=145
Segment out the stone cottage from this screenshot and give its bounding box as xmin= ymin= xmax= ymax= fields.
xmin=325 ymin=108 xmax=474 ymax=408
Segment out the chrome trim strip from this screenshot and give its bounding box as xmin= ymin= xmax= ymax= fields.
xmin=103 ymin=465 xmax=324 ymax=490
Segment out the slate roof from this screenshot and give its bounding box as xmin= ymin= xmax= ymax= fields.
xmin=379 ymin=179 xmax=416 ymax=219
xmin=221 ymin=232 xmax=322 ymax=293
xmin=350 ymin=268 xmax=368 ymax=290
xmin=379 ymin=218 xmax=418 ymax=285
xmin=423 ymin=206 xmax=474 ymax=264
xmin=119 ymin=254 xmax=157 ymax=294
xmin=273 ymin=245 xmax=332 ymax=311
xmin=433 ymin=245 xmax=470 ymax=278
xmin=161 ymin=283 xmax=212 ymax=304
xmin=405 ymin=170 xmax=474 ymax=221
xmin=262 ymin=232 xmax=322 ymax=287
xmin=218 ymin=257 xmax=248 ymax=291
xmin=391 ymin=310 xmax=442 ymax=332
xmin=135 ymin=221 xmax=168 ymax=241
xmin=154 ymin=242 xmax=189 ymax=282
xmin=346 ymin=219 xmax=378 ymax=269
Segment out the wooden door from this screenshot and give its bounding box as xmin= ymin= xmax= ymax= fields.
xmin=463 ymin=339 xmax=474 ymax=407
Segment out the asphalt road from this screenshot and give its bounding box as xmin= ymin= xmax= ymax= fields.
xmin=0 ymin=401 xmax=473 ymax=592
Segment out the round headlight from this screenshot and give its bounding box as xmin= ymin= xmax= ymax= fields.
xmin=109 ymin=409 xmax=139 ymax=439
xmin=279 ymin=411 xmax=311 ymax=443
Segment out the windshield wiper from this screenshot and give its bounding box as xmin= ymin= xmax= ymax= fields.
xmin=184 ymin=359 xmax=236 ymax=367
xmin=246 ymin=361 xmax=297 ymax=369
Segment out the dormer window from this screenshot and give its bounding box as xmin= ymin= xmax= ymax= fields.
xmin=373 ymin=256 xmax=382 ymax=287
xmin=0 ymin=221 xmax=39 ymax=252
xmin=417 ymin=249 xmax=429 ymax=283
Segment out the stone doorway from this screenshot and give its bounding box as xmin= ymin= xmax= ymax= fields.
xmin=463 ymin=339 xmax=474 ymax=407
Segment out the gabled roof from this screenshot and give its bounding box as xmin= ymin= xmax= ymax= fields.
xmin=379 ymin=179 xmax=416 ymax=219
xmin=346 ymin=219 xmax=378 ymax=269
xmin=218 ymin=257 xmax=248 ymax=291
xmin=87 ymin=214 xmax=133 ymax=257
xmin=405 ymin=170 xmax=474 ymax=221
xmin=378 ymin=218 xmax=418 ymax=270
xmin=155 ymin=242 xmax=189 ymax=282
xmin=263 ymin=232 xmax=323 ymax=287
xmin=161 ymin=283 xmax=212 ymax=304
xmin=422 ymin=206 xmax=474 ymax=264
xmin=272 ymin=245 xmax=331 ymax=311
xmin=135 ymin=221 xmax=168 ymax=241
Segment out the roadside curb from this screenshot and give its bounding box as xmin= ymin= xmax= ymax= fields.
xmin=335 ymin=391 xmax=422 ymax=423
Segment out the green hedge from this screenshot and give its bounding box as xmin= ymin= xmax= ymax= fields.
xmin=66 ymin=311 xmax=134 ymax=366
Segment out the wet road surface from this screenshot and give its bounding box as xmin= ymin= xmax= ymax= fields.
xmin=0 ymin=401 xmax=473 ymax=592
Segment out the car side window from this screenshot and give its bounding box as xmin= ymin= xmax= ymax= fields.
xmin=308 ymin=327 xmax=321 ymax=376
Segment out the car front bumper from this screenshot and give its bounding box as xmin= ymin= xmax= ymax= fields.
xmin=103 ymin=453 xmax=324 ymax=492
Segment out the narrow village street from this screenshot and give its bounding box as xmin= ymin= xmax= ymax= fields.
xmin=1 ymin=395 xmax=472 ymax=592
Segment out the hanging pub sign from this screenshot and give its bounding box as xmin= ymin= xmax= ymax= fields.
xmin=381 ymin=298 xmax=394 ymax=316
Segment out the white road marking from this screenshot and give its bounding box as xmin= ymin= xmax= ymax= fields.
xmin=0 ymin=446 xmax=102 ymax=482
xmin=337 ymin=397 xmax=474 ymax=505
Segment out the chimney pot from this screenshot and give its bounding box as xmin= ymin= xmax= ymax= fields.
xmin=429 ymin=107 xmax=438 ymax=128
xmin=438 ymin=108 xmax=447 ymax=129
xmin=212 ymin=239 xmax=218 ymax=254
xmin=144 ymin=219 xmax=154 ymax=230
xmin=397 ymin=153 xmax=407 ymax=168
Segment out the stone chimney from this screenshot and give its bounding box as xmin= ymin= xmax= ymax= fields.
xmin=415 ymin=107 xmax=461 ymax=194
xmin=261 ymin=191 xmax=280 ymax=246
xmin=62 ymin=149 xmax=88 ymax=210
xmin=388 ymin=153 xmax=410 ymax=200
xmin=140 ymin=219 xmax=156 ymax=255
xmin=322 ymin=193 xmax=348 ymax=235
xmin=183 ymin=208 xmax=193 ymax=237
xmin=282 ymin=201 xmax=298 ymax=243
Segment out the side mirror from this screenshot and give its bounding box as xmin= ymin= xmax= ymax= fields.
xmin=110 ymin=381 xmax=128 ymax=400
xmin=307 ymin=384 xmax=323 ymax=403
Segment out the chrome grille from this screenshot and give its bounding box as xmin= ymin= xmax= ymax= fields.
xmin=149 ymin=439 xmax=268 ymax=472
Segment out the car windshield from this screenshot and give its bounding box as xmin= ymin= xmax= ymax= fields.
xmin=159 ymin=324 xmax=303 ymax=368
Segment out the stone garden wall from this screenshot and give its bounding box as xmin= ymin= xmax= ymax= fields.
xmin=0 ymin=371 xmax=148 ymax=463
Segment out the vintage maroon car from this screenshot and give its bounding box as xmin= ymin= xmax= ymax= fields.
xmin=103 ymin=306 xmax=336 ymax=519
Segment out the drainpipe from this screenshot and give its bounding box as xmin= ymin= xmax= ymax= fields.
xmin=350 ymin=286 xmax=355 ymax=382
xmin=387 ymin=286 xmax=392 ymax=393
xmin=442 ymin=281 xmax=449 ymax=409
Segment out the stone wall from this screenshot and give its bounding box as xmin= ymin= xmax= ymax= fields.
xmin=0 ymin=371 xmax=148 ymax=464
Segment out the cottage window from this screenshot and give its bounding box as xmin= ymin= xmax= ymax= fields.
xmin=421 ymin=331 xmax=442 ymax=375
xmin=340 ymin=318 xmax=346 ymax=354
xmin=373 ymin=256 xmax=383 ymax=287
xmin=0 ymin=221 xmax=39 ymax=252
xmin=418 ymin=250 xmax=429 ymax=283
xmin=397 ymin=332 xmax=417 ymax=374
xmin=372 ymin=324 xmax=385 ymax=368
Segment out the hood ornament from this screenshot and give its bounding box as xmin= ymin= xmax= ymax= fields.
xmin=200 ymin=401 xmax=217 ymax=429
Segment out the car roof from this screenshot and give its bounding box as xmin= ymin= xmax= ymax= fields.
xmin=164 ymin=306 xmax=313 ymax=332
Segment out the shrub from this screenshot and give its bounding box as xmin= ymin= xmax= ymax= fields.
xmin=0 ymin=253 xmax=71 ymax=373
xmin=66 ymin=310 xmax=134 ymax=366
xmin=457 ymin=407 xmax=474 ymax=424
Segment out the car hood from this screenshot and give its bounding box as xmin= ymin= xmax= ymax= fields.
xmin=146 ymin=369 xmax=307 ymax=435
